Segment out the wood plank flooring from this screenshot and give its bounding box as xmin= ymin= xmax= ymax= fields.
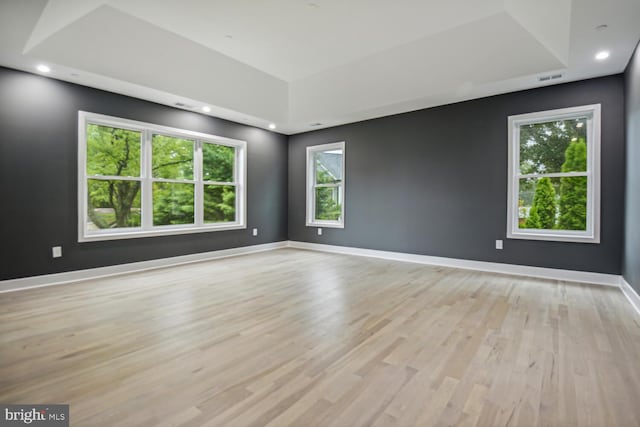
xmin=1 ymin=248 xmax=640 ymax=426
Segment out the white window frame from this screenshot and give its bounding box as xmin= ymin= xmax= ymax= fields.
xmin=306 ymin=141 xmax=345 ymax=228
xmin=78 ymin=111 xmax=246 ymax=242
xmin=507 ymin=104 xmax=601 ymax=243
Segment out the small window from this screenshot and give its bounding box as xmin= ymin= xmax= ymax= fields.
xmin=507 ymin=105 xmax=601 ymax=243
xmin=79 ymin=112 xmax=246 ymax=241
xmin=306 ymin=142 xmax=345 ymax=228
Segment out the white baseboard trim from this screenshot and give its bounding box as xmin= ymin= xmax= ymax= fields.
xmin=0 ymin=241 xmax=288 ymax=293
xmin=287 ymin=241 xmax=621 ymax=287
xmin=620 ymin=278 xmax=640 ymax=316
xmin=0 ymin=239 xmax=628 ymax=302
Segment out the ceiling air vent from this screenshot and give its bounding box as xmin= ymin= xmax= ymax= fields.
xmin=174 ymin=102 xmax=195 ymax=109
xmin=538 ymin=73 xmax=563 ymax=82
xmin=310 ymin=122 xmax=323 ymax=127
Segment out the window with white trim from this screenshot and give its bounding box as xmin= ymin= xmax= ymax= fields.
xmin=79 ymin=111 xmax=246 ymax=242
xmin=306 ymin=142 xmax=345 ymax=228
xmin=507 ymin=104 xmax=600 ymax=243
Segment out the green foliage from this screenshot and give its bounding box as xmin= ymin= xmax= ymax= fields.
xmin=86 ymin=124 xmax=140 ymax=177
xmin=519 ymin=119 xmax=586 ymax=174
xmin=86 ymin=125 xmax=142 ymax=228
xmin=527 ymin=177 xmax=557 ymax=229
xmin=152 ymin=183 xmax=194 ymax=225
xmin=520 ymin=118 xmax=590 ymax=231
xmin=86 ymin=125 xmax=236 ymax=229
xmin=525 ymin=205 xmax=541 ymax=229
xmin=315 ymin=169 xmax=342 ymax=221
xmin=152 ymin=135 xmax=194 ymax=179
xmin=558 ymin=140 xmax=587 ymax=230
xmin=204 ymin=185 xmax=236 ymax=223
xmin=203 ymin=144 xmax=234 ymax=182
xmin=88 ymin=179 xmax=141 ymax=228
xmin=315 ymin=187 xmax=341 ymax=220
xmin=314 ymin=155 xmax=343 ymax=221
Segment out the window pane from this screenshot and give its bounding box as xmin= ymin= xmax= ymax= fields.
xmin=518 ymin=176 xmax=586 ymax=231
xmin=86 ymin=124 xmax=141 ymax=177
xmin=315 ymin=187 xmax=342 ymax=221
xmin=203 ymin=143 xmax=234 ymax=182
xmin=153 ymin=182 xmax=194 ymax=225
xmin=519 ymin=118 xmax=587 ymax=174
xmin=558 ymin=176 xmax=588 ymax=231
xmin=204 ymin=185 xmax=236 ymax=223
xmin=152 ymin=134 xmax=194 ymax=180
xmin=87 ymin=179 xmax=141 ymax=229
xmin=315 ymin=150 xmax=343 ymax=184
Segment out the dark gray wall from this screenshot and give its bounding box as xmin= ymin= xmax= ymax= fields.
xmin=0 ymin=67 xmax=288 ymax=280
xmin=289 ymin=76 xmax=626 ymax=274
xmin=624 ymin=43 xmax=640 ymax=292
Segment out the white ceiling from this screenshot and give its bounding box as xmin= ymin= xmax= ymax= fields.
xmin=0 ymin=0 xmax=639 ymax=134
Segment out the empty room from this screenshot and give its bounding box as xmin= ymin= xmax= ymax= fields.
xmin=1 ymin=1 xmax=640 ymax=426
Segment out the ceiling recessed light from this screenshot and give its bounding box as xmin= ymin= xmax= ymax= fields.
xmin=202 ymin=106 xmax=211 ymax=113
xmin=268 ymin=123 xmax=276 ymax=130
xmin=36 ymin=64 xmax=51 ymax=73
xmin=595 ymin=50 xmax=610 ymax=61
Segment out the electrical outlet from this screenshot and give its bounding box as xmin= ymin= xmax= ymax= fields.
xmin=252 ymin=228 xmax=258 ymax=236
xmin=52 ymin=246 xmax=62 ymax=258
xmin=317 ymin=228 xmax=323 ymax=236
xmin=495 ymin=240 xmax=503 ymax=250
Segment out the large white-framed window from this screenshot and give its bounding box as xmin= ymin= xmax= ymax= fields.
xmin=306 ymin=141 xmax=345 ymax=228
xmin=78 ymin=111 xmax=246 ymax=242
xmin=507 ymin=104 xmax=601 ymax=243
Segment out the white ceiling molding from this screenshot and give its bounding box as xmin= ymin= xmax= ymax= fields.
xmin=0 ymin=0 xmax=638 ymax=134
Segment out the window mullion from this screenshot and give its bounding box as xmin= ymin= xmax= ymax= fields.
xmin=517 ymin=172 xmax=589 ymax=179
xmin=195 ymin=140 xmax=203 ymax=227
xmin=141 ymin=129 xmax=153 ymax=230
xmin=203 ymin=181 xmax=235 ymax=186
xmin=86 ymin=175 xmax=142 ymax=181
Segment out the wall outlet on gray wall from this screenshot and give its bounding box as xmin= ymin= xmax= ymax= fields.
xmin=318 ymin=228 xmax=322 ymax=236
xmin=252 ymin=228 xmax=258 ymax=236
xmin=52 ymin=246 xmax=62 ymax=258
xmin=495 ymin=240 xmax=503 ymax=250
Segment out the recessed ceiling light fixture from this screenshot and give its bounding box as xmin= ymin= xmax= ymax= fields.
xmin=36 ymin=64 xmax=51 ymax=73
xmin=595 ymin=50 xmax=610 ymax=61
xmin=268 ymin=123 xmax=276 ymax=130
xmin=202 ymin=106 xmax=211 ymax=113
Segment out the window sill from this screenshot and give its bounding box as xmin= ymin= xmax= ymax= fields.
xmin=507 ymin=230 xmax=599 ymax=244
xmin=306 ymin=221 xmax=344 ymax=229
xmin=79 ymin=223 xmax=246 ymax=242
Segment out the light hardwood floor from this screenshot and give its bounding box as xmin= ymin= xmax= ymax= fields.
xmin=1 ymin=248 xmax=640 ymax=426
